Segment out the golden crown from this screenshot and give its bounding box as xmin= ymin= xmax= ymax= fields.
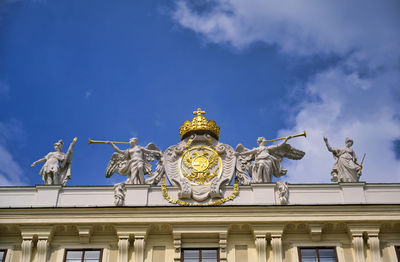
xmin=179 ymin=108 xmax=220 ymax=140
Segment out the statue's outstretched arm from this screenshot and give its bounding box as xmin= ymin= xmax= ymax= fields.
xmin=107 ymin=142 xmax=124 ymax=154
xmin=31 ymin=157 xmax=46 ymax=167
xmin=352 ymin=151 xmax=361 ymax=166
xmin=323 ymin=137 xmax=333 ymax=152
xmin=278 ymin=135 xmax=293 ymax=147
xmin=239 ymin=148 xmax=257 ymax=156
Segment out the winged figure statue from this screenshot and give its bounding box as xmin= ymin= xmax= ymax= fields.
xmin=236 ymin=135 xmax=305 ymax=183
xmin=105 ymin=137 xmax=162 ymax=184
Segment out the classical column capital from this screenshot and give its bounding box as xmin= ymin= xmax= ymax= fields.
xmin=252 ymin=224 xmax=284 ymax=237
xmin=114 ymin=225 xmax=148 ymax=239
xmin=20 ymin=225 xmax=54 ymax=240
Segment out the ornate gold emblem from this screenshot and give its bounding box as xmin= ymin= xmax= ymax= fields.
xmin=179 ymin=145 xmax=222 ymax=185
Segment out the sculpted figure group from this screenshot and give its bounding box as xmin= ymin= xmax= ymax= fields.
xmin=31 ymin=135 xmax=364 ymax=186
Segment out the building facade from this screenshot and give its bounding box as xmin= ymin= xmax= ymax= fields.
xmin=1 ymin=109 xmax=399 ymax=262
xmin=0 ymin=182 xmax=400 ymax=262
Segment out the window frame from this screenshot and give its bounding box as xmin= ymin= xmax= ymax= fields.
xmin=181 ymin=248 xmax=220 ymax=262
xmin=298 ymin=246 xmax=338 ymax=262
xmin=63 ymin=248 xmax=103 ymax=262
xmin=396 ymin=246 xmax=400 ymax=261
xmin=0 ymin=249 xmax=7 ymax=262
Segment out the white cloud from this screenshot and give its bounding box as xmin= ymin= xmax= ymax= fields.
xmin=172 ymin=0 xmax=400 ymax=182
xmin=0 ymin=145 xmax=25 ymax=185
xmin=173 ymin=0 xmax=400 ymax=65
xmin=278 ymin=68 xmax=400 ymax=183
xmin=0 ymin=119 xmax=27 ymax=186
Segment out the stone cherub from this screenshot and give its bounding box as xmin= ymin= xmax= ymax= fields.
xmin=236 ymin=135 xmax=305 ymax=183
xmin=324 ymin=137 xmax=363 ymax=182
xmin=31 ymin=138 xmax=77 ymax=185
xmin=105 ymin=137 xmax=162 ymax=184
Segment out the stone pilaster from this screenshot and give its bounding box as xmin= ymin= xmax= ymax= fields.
xmin=117 ymin=237 xmax=130 ymax=262
xmin=37 ymin=239 xmax=49 ymax=262
xmin=253 ymin=225 xmax=284 ymax=262
xmin=21 ymin=238 xmax=33 ymax=262
xmin=115 ymin=226 xmax=147 ymax=262
xmin=20 ymin=225 xmax=53 ymax=262
xmin=255 ymin=234 xmax=267 ymax=262
xmin=271 ymin=235 xmax=283 ymax=262
xmin=133 ymin=235 xmax=146 ymax=262
xmin=352 ymin=234 xmax=365 ymax=262
xmin=367 ymin=230 xmax=381 ymax=262
xmin=173 ymin=232 xmax=182 ymax=262
xmin=349 ymin=224 xmax=382 ymax=262
xmin=219 ymin=232 xmax=227 ymax=262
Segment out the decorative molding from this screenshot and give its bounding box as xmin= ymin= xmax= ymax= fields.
xmin=173 ymin=232 xmax=181 ymax=262
xmin=77 ymin=226 xmax=93 ymax=244
xmin=309 ymin=224 xmax=323 ymax=241
xmin=219 ymin=232 xmax=227 ymax=262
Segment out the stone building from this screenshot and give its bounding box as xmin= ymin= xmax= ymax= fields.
xmin=0 ymin=109 xmax=399 ymax=262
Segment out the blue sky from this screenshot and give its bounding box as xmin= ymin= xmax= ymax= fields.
xmin=0 ymin=0 xmax=399 ymax=186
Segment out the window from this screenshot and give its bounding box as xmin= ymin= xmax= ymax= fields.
xmin=0 ymin=250 xmax=7 ymax=262
xmin=396 ymin=246 xmax=400 ymax=261
xmin=64 ymin=249 xmax=102 ymax=262
xmin=182 ymin=248 xmax=219 ymax=262
xmin=298 ymin=247 xmax=337 ymax=262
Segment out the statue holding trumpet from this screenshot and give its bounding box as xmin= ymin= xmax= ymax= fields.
xmin=235 ymin=131 xmax=306 ymax=183
xmin=89 ymin=137 xmax=163 ymax=184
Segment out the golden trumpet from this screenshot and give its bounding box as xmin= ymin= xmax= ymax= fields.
xmin=88 ymin=138 xmax=130 ymax=145
xmin=266 ymin=131 xmax=306 ymax=143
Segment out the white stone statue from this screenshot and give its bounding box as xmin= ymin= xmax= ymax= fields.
xmin=114 ymin=182 xmax=126 ymax=206
xmin=236 ymin=136 xmax=305 ymax=183
xmin=105 ymin=137 xmax=162 ymax=184
xmin=276 ymin=181 xmax=289 ymax=204
xmin=31 ymin=137 xmax=77 ymax=185
xmin=324 ymin=137 xmax=363 ymax=182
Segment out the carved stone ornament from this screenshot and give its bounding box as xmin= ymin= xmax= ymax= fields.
xmin=276 ymin=181 xmax=289 ymax=204
xmin=114 ymin=182 xmax=126 ymax=206
xmin=162 ymin=109 xmax=237 ymax=203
